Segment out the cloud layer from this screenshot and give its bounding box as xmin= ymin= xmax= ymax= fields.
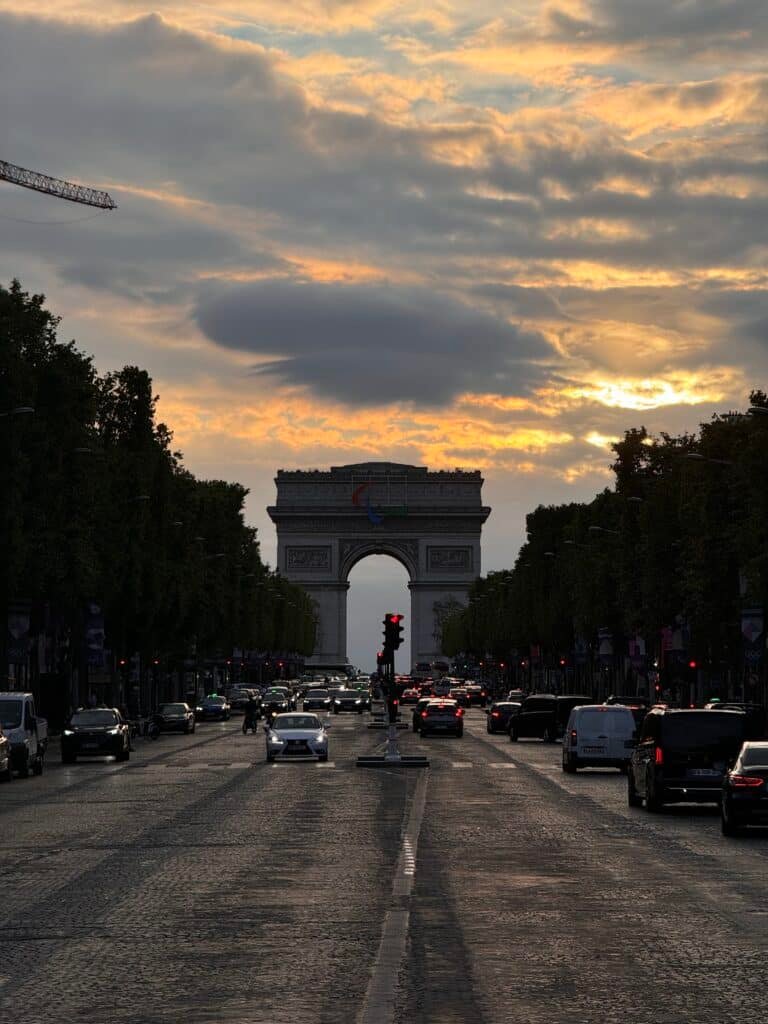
xmin=0 ymin=0 xmax=767 ymax=570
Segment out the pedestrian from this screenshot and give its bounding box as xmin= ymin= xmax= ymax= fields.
xmin=242 ymin=694 xmax=259 ymax=734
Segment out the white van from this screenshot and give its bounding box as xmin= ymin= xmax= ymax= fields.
xmin=562 ymin=704 xmax=636 ymax=773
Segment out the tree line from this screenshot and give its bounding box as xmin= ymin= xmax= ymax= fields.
xmin=0 ymin=280 xmax=315 ymax=704
xmin=442 ymin=394 xmax=768 ymax=699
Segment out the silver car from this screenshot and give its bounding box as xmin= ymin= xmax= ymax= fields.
xmin=265 ymin=713 xmax=330 ymax=762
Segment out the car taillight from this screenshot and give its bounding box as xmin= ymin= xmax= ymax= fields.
xmin=730 ymin=774 xmax=764 ymax=788
xmin=491 ymin=711 xmax=500 ymax=718
xmin=570 ymin=729 xmax=577 ymax=746
xmin=481 ymin=691 xmax=486 ymax=697
xmin=654 ymin=747 xmax=664 ymax=766
xmin=421 ymin=710 xmax=428 ymax=718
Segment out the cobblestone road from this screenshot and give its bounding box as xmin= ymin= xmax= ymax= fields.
xmin=3 ymin=709 xmax=768 ymax=1023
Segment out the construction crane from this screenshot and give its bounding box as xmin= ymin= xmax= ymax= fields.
xmin=0 ymin=159 xmax=117 ymax=210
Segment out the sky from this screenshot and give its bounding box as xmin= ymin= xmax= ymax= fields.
xmin=2 ymin=0 xmax=767 ymax=670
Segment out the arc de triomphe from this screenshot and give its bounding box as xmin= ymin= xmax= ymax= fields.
xmin=267 ymin=463 xmax=491 ymax=668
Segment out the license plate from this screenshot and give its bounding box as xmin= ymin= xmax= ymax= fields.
xmin=583 ymin=746 xmax=605 ymax=753
xmin=689 ymin=768 xmax=720 ymax=777
xmin=82 ymin=742 xmax=98 ymax=749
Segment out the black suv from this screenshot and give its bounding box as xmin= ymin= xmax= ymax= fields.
xmin=628 ymin=708 xmax=746 ymax=811
xmin=62 ymin=707 xmax=131 ymax=763
xmin=510 ymin=693 xmax=592 ymax=742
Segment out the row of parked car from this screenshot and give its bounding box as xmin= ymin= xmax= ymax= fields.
xmin=482 ymin=690 xmax=768 ymax=837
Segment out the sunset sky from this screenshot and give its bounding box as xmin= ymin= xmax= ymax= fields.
xmin=2 ymin=0 xmax=766 ymax=668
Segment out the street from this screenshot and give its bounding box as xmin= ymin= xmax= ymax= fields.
xmin=3 ymin=710 xmax=768 ymax=1024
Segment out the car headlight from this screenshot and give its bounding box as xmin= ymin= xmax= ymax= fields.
xmin=268 ymin=735 xmax=284 ymax=745
xmin=315 ymin=733 xmax=327 ymax=744
xmin=63 ymin=729 xmax=74 ymax=736
xmin=107 ymin=727 xmax=121 ymax=735
xmin=355 ymin=699 xmax=362 ymax=704
xmin=195 ymin=707 xmax=203 ymax=713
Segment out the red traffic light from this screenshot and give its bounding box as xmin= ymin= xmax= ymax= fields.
xmin=688 ymin=659 xmax=698 ymax=670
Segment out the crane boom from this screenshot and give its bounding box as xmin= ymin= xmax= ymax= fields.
xmin=0 ymin=159 xmax=117 ymax=210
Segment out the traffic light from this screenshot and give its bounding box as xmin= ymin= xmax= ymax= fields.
xmin=376 ymin=650 xmax=385 ymax=667
xmin=383 ymin=613 xmax=405 ymax=652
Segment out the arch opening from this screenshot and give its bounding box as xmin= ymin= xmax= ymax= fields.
xmin=347 ymin=555 xmax=411 ymax=674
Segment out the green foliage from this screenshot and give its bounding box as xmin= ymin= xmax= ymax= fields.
xmin=442 ymin=406 xmax=768 ymax=672
xmin=0 ymin=280 xmax=315 ymax=670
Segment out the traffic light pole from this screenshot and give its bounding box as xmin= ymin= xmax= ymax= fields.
xmin=383 ymin=648 xmax=401 ymax=761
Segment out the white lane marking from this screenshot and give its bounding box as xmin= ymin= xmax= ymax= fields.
xmin=487 ymin=762 xmax=517 ymax=768
xmin=451 ymin=762 xmax=473 ymax=768
xmin=316 ymin=761 xmax=336 ymax=768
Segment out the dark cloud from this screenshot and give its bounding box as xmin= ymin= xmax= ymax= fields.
xmin=195 ymin=279 xmax=553 ymax=405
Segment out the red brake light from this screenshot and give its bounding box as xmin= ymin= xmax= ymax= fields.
xmin=654 ymin=747 xmax=664 ymax=766
xmin=455 ymin=708 xmax=464 ymax=718
xmin=730 ymin=774 xmax=764 ymax=788
xmin=481 ymin=691 xmax=486 ymax=696
xmin=491 ymin=711 xmax=500 ymax=718
xmin=421 ymin=710 xmax=428 ymax=718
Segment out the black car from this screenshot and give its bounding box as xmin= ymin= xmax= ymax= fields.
xmin=706 ymin=702 xmax=766 ymax=740
xmin=260 ymin=692 xmax=291 ymax=716
xmin=486 ymin=701 xmax=521 ymax=734
xmin=303 ymin=689 xmax=332 ymax=712
xmin=448 ymin=688 xmax=471 ymax=709
xmin=465 ymin=684 xmax=489 ymax=707
xmin=62 ymin=708 xmax=131 ymax=763
xmin=229 ymin=689 xmax=259 ymax=713
xmin=721 ymin=742 xmax=768 ymax=835
xmin=605 ymin=694 xmax=651 ymax=728
xmin=195 ymin=695 xmax=231 ymax=721
xmin=333 ymin=690 xmax=366 ymax=714
xmin=153 ymin=703 xmax=196 ymax=734
xmin=628 ymin=708 xmax=746 ymax=811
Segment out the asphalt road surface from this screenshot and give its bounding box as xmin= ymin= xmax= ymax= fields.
xmin=3 ymin=709 xmax=768 ymax=1024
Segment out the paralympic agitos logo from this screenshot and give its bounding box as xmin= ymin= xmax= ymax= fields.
xmin=351 ymin=484 xmax=408 ymax=525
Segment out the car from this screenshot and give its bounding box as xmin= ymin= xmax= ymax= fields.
xmin=195 ymin=695 xmax=231 ymax=721
xmin=418 ymin=699 xmax=464 ymax=737
xmin=465 ymin=684 xmax=488 ymax=707
xmin=261 ymin=692 xmax=292 ymax=716
xmin=61 ymin=707 xmax=131 ymax=763
xmin=628 ymin=708 xmax=746 ymax=811
xmin=562 ymin=705 xmax=636 ymax=772
xmin=432 ymin=679 xmax=452 ymax=697
xmin=0 ymin=692 xmax=47 ymax=777
xmin=721 ymin=742 xmax=768 ymax=835
xmin=0 ymin=728 xmax=11 ymax=782
xmin=486 ymin=701 xmax=521 ymax=734
xmin=264 ymin=713 xmax=330 ymax=762
xmin=448 ymin=688 xmax=470 ymax=708
xmin=303 ymin=689 xmax=332 ymax=712
xmin=153 ymin=703 xmax=196 ymax=734
xmin=506 ymin=689 xmax=527 ymax=702
xmin=333 ymin=690 xmax=367 ymax=714
xmin=354 ymin=688 xmax=372 ymax=711
xmin=400 ymin=688 xmax=420 ymax=706
xmin=509 ymin=694 xmax=557 ymax=742
xmin=264 ymin=686 xmax=297 ymax=710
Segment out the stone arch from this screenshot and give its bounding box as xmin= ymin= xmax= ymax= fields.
xmin=268 ymin=462 xmax=490 ymax=669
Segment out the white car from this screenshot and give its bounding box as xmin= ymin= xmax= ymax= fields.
xmin=562 ymin=704 xmax=637 ymax=773
xmin=265 ymin=713 xmax=330 ymax=762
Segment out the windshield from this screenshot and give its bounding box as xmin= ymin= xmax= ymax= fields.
xmin=203 ymin=697 xmax=225 ymax=705
xmin=273 ymin=715 xmax=321 ymax=731
xmin=71 ymin=710 xmax=119 ymax=727
xmin=0 ymin=699 xmax=22 ymax=729
xmin=159 ymin=704 xmax=186 ymax=714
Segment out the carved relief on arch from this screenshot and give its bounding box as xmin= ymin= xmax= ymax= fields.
xmin=339 ymin=538 xmax=419 ymax=580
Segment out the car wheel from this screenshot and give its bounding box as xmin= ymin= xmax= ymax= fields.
xmin=509 ymin=728 xmax=518 ymax=742
xmin=0 ymin=758 xmax=12 ymax=782
xmin=456 ymin=726 xmax=464 ymax=738
xmin=32 ymin=754 xmax=44 ymax=776
xmin=627 ymin=770 xmax=642 ymax=807
xmin=17 ymin=753 xmax=30 ymax=778
xmin=562 ymin=752 xmax=576 ymax=773
xmin=118 ymin=747 xmax=130 ymax=762
xmin=645 ymin=773 xmax=664 ymax=812
xmin=186 ymin=723 xmax=192 ymax=734
xmin=191 ymin=722 xmax=195 ymax=733
xmin=62 ymin=753 xmax=76 ymax=765
xmin=721 ymin=800 xmax=744 ymax=837
xmin=486 ymin=722 xmax=492 ymax=733
xmin=318 ymin=753 xmax=328 ymax=762
xmin=266 ymin=753 xmax=275 ymax=763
